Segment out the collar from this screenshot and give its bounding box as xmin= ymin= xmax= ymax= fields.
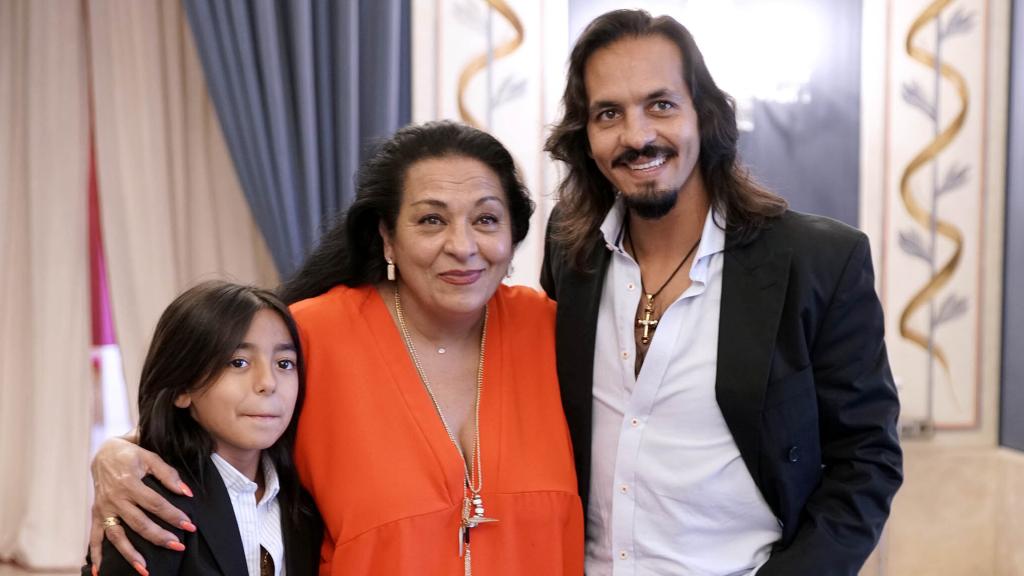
xmin=598 ymin=195 xmax=727 ymax=261
xmin=210 ymin=452 xmax=281 ymax=505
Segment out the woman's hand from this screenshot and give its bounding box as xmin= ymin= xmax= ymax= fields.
xmin=89 ymin=436 xmax=194 ymax=571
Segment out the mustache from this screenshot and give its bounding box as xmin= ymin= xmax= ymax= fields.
xmin=612 ymin=145 xmax=677 ymax=167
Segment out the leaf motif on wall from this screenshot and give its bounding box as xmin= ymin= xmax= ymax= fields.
xmin=937 ymin=163 xmax=970 ymax=197
xmin=899 ymin=229 xmax=931 ymax=262
xmin=454 ymin=0 xmax=487 ymax=29
xmin=933 ymin=293 xmax=969 ymax=327
xmin=455 ymin=1 xmax=524 ymax=129
xmin=940 ymin=8 xmax=975 ymax=39
xmin=897 ymin=0 xmax=976 ymax=427
xmin=493 ymin=75 xmax=527 ymax=108
xmin=902 ymin=81 xmax=936 ymax=120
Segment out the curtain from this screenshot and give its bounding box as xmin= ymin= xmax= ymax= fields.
xmin=183 ymin=0 xmax=411 ymax=278
xmin=1 ymin=0 xmax=279 ymax=566
xmin=0 ymin=0 xmax=93 ymax=567
xmin=88 ymin=0 xmax=279 ymax=416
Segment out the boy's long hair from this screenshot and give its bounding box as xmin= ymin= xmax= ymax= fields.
xmin=136 ymin=281 xmax=309 ymax=524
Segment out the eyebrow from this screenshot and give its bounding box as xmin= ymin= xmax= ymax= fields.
xmin=409 ymin=195 xmax=506 ymax=208
xmin=589 ymin=89 xmax=681 ymax=114
xmin=236 ymin=342 xmax=297 ymax=353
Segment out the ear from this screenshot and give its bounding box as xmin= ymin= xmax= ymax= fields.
xmin=173 ymin=393 xmax=192 ymax=409
xmin=378 ymin=220 xmax=394 ymax=261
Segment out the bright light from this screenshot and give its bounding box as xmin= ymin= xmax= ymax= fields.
xmin=654 ymin=0 xmax=825 ymax=130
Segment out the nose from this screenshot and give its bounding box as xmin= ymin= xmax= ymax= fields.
xmin=621 ymin=111 xmax=655 ymax=151
xmin=254 ymin=361 xmax=277 ymax=395
xmin=444 ymin=221 xmax=478 ymax=260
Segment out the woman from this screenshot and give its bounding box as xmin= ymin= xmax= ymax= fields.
xmin=89 ymin=121 xmax=584 ymax=575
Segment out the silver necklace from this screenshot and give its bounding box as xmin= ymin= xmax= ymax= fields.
xmin=394 ymin=287 xmax=496 ymax=574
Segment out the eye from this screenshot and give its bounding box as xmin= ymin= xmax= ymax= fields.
xmin=277 ymin=359 xmax=296 ymax=370
xmin=228 ymin=358 xmax=249 ymax=369
xmin=595 ymin=109 xmax=619 ymax=122
xmin=418 ymin=214 xmax=445 ymax=225
xmin=651 ymin=100 xmax=675 ymax=112
xmin=476 ymin=214 xmax=499 ymax=226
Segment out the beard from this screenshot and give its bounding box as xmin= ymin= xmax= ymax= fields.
xmin=621 ymin=183 xmax=680 ymax=220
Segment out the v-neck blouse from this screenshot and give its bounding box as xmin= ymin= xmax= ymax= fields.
xmin=292 ymin=284 xmax=584 ymax=575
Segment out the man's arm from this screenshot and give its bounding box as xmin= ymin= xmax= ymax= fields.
xmin=89 ymin=436 xmax=194 ymax=572
xmin=758 ymin=236 xmax=903 ymax=576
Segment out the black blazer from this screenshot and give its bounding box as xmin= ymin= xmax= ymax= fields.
xmin=541 ymin=210 xmax=902 ymax=576
xmin=84 ymin=461 xmax=321 ymax=576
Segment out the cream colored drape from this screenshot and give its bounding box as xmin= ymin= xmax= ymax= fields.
xmin=0 ymin=0 xmax=93 ymax=568
xmin=88 ymin=0 xmax=278 ymax=416
xmin=1 ymin=0 xmax=277 ymax=567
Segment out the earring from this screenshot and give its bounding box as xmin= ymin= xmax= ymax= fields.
xmin=505 ymin=263 xmax=514 ymax=279
xmin=386 ymin=258 xmax=396 ymax=281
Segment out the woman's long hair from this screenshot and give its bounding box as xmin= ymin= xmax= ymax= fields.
xmin=545 ymin=9 xmax=788 ymax=270
xmin=136 ymin=281 xmax=310 ymax=524
xmin=281 ymin=121 xmax=534 ymax=304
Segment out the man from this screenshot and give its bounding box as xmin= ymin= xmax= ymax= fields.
xmin=541 ymin=9 xmax=902 ymax=576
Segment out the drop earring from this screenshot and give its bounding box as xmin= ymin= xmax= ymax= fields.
xmin=505 ymin=263 xmax=514 ymax=279
xmin=386 ymin=258 xmax=396 ymax=281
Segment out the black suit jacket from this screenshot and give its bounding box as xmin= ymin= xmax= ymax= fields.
xmin=541 ymin=209 xmax=902 ymax=576
xmin=84 ymin=461 xmax=321 ymax=576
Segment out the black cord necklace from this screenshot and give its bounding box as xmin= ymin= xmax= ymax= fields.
xmin=625 ymin=223 xmax=701 ymax=345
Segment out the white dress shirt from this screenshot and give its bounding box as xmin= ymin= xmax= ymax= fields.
xmin=211 ymin=452 xmax=286 ymax=576
xmin=585 ymin=200 xmax=781 ymax=576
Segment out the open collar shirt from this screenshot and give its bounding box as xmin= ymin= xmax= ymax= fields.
xmin=585 ymin=199 xmax=780 ymax=576
xmin=211 ymin=452 xmax=286 ymax=576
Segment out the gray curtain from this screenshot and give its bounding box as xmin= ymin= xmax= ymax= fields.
xmin=1001 ymin=0 xmax=1024 ymax=451
xmin=183 ymin=0 xmax=410 ymax=277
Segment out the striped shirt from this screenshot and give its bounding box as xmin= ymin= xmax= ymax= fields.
xmin=211 ymin=452 xmax=285 ymax=576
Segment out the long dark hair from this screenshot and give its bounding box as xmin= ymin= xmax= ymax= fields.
xmin=281 ymin=121 xmax=534 ymax=304
xmin=545 ymin=9 xmax=787 ymax=269
xmin=136 ymin=281 xmax=309 ymax=524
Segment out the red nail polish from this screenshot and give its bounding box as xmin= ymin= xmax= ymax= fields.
xmin=180 ymin=520 xmax=197 ymax=532
xmin=92 ymin=565 xmax=98 ymax=576
xmin=167 ymin=540 xmax=186 ymax=552
xmin=179 ymin=482 xmax=193 ymax=498
xmin=132 ymin=562 xmax=149 ymax=576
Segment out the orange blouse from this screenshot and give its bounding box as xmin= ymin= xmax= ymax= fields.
xmin=292 ymin=284 xmax=584 ymax=575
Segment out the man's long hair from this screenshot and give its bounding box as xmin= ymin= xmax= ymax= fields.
xmin=545 ymin=9 xmax=787 ymax=269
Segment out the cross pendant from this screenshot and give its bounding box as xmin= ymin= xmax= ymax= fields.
xmin=637 ymin=294 xmax=658 ymax=345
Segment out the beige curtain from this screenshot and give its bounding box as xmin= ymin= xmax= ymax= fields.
xmin=88 ymin=0 xmax=278 ymax=415
xmin=0 ymin=0 xmax=93 ymax=568
xmin=0 ymin=0 xmax=277 ymax=568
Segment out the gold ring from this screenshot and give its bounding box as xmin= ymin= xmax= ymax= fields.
xmin=102 ymin=516 xmax=121 ymax=529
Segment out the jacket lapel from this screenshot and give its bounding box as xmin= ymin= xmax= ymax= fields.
xmin=554 ymin=238 xmax=611 ymax=507
xmin=716 ymin=229 xmax=791 ymax=488
xmin=193 ymin=463 xmax=248 ymax=576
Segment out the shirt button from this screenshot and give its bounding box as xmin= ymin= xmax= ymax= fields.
xmin=626 ymin=282 xmax=636 ymax=291
xmin=630 ymin=417 xmax=640 ymax=427
xmin=621 ymin=350 xmax=630 ymax=360
xmin=619 ymin=484 xmax=629 ymax=494
xmin=619 ymin=550 xmax=629 ymax=560
xmin=788 ymin=445 xmax=801 ymax=463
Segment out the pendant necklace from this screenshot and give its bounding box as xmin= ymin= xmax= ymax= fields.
xmin=626 ymin=224 xmax=701 ymax=345
xmin=395 ymin=287 xmax=496 ymax=575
